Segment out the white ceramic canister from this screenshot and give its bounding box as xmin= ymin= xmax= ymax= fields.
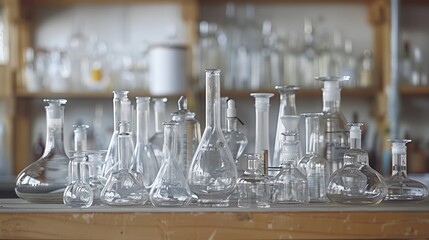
xmin=148 ymin=44 xmax=188 ymax=96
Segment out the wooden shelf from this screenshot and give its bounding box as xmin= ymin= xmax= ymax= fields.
xmin=1 ymin=199 xmax=429 ymax=239
xmin=15 ymin=90 xmax=185 ymax=99
xmin=400 ymin=85 xmax=429 ymax=96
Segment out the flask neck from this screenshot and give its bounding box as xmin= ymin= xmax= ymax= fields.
xmin=350 ymin=138 xmax=361 ymax=149
xmin=304 ymin=116 xmax=319 ymax=154
xmin=118 ymin=122 xmax=134 ymax=170
xmin=205 ymin=71 xmax=221 ymax=129
xmin=391 ymin=152 xmax=408 ymax=176
xmin=322 ymin=89 xmax=341 ymax=113
xmin=162 ymin=123 xmax=178 ymax=163
xmin=154 ymin=109 xmax=165 ymax=133
xmin=136 ymin=103 xmax=150 ymax=145
xmin=280 ymin=91 xmax=297 ymax=115
xmin=281 ymin=141 xmax=299 ymax=166
xmin=226 ymin=117 xmax=238 ymax=132
xmin=113 ymin=91 xmax=129 ymax=132
xmin=43 ymin=106 xmax=67 ymax=157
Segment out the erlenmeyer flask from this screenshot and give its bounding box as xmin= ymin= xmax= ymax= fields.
xmin=63 ymin=156 xmax=93 ymax=208
xmin=150 ymin=97 xmax=167 ymax=165
xmin=100 ymin=121 xmax=148 ymax=206
xmin=385 ymin=139 xmax=429 ymax=201
xmin=134 ymin=97 xmax=159 ymax=189
xmin=273 ymin=86 xmax=299 ymax=173
xmin=188 ymin=69 xmax=237 ymax=207
xmin=327 ymin=123 xmax=387 ymax=204
xmin=16 ymin=99 xmax=69 ymax=203
xmin=150 ymin=122 xmax=192 ymax=207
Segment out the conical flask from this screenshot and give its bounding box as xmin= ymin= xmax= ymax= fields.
xmin=16 ymin=99 xmax=69 ymax=203
xmin=150 ymin=97 xmax=167 ymax=165
xmin=100 ymin=121 xmax=148 ymax=206
xmin=327 ymin=123 xmax=387 ymax=204
xmin=385 ymin=139 xmax=429 ymax=201
xmin=272 ymin=85 xmax=299 ymax=174
xmin=150 ymin=121 xmax=192 ymax=207
xmin=188 ymin=69 xmax=237 ymax=207
xmin=134 ymin=97 xmax=159 ymax=189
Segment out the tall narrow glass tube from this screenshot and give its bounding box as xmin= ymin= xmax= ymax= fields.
xmin=250 ymin=93 xmax=274 ymax=160
xmin=188 ymin=69 xmax=237 ymax=207
xmin=150 ymin=97 xmax=167 ymax=165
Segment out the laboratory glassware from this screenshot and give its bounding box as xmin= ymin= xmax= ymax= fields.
xmin=237 ymin=153 xmax=270 ymax=208
xmin=73 ymin=124 xmax=89 ymax=153
xmin=150 ymin=122 xmax=192 ymax=207
xmin=221 ymin=97 xmax=229 ymax=132
xmin=385 ymin=139 xmax=429 ymax=201
xmin=327 ymin=123 xmax=387 ymax=204
xmin=298 ymin=113 xmax=330 ymax=203
xmin=149 ymin=97 xmax=167 ymax=165
xmin=250 ymin=93 xmax=274 ymax=161
xmin=63 ymin=156 xmax=93 ymax=208
xmin=16 ymin=99 xmax=69 ymax=203
xmin=171 ymin=96 xmax=201 ymax=178
xmin=224 ymin=99 xmax=248 ymax=162
xmin=188 ymin=69 xmax=237 ymax=207
xmin=317 ymin=76 xmax=350 ymax=174
xmin=272 ymin=133 xmax=309 ymax=204
xmin=83 ymin=151 xmax=106 ymax=205
xmin=272 ymin=85 xmax=299 ymax=173
xmin=100 ymin=121 xmax=148 ymax=206
xmin=134 ymin=97 xmax=159 ymax=189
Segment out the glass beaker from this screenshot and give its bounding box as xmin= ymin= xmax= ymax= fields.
xmin=385 ymin=139 xmax=429 ymax=201
xmin=188 ymin=69 xmax=237 ymax=207
xmin=149 ymin=97 xmax=167 ymax=165
xmin=63 ymin=156 xmax=93 ymax=208
xmin=100 ymin=121 xmax=148 ymax=206
xmin=237 ymin=153 xmax=270 ymax=208
xmin=150 ymin=122 xmax=192 ymax=207
xmin=16 ymin=99 xmax=69 ymax=203
xmin=327 ymin=123 xmax=387 ymax=204
xmin=134 ymin=97 xmax=159 ymax=189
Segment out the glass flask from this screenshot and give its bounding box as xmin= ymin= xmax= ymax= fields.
xmin=83 ymin=151 xmax=106 ymax=205
xmin=134 ymin=97 xmax=159 ymax=189
xmin=100 ymin=121 xmax=148 ymax=206
xmin=317 ymin=76 xmax=350 ymax=174
xmin=272 ymin=133 xmax=309 ymax=204
xmin=150 ymin=122 xmax=192 ymax=207
xmin=171 ymin=96 xmax=201 ymax=178
xmin=250 ymin=93 xmax=274 ymax=161
xmin=298 ymin=113 xmax=330 ymax=203
xmin=237 ymin=153 xmax=270 ymax=208
xmin=102 ymin=91 xmax=130 ymax=178
xmin=188 ymin=69 xmax=237 ymax=207
xmin=224 ymin=99 xmax=248 ymax=162
xmin=63 ymin=156 xmax=93 ymax=208
xmin=273 ymin=85 xmax=299 ymax=174
xmin=149 ymin=97 xmax=167 ymax=165
xmin=16 ymin=99 xmax=69 ymax=203
xmin=385 ymin=139 xmax=429 ymax=201
xmin=327 ymin=123 xmax=387 ymax=204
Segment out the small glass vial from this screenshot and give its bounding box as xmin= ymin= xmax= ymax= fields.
xmin=237 ymin=153 xmax=270 ymax=208
xmin=63 ymin=156 xmax=93 ymax=208
xmin=150 ymin=122 xmax=192 ymax=207
xmin=385 ymin=139 xmax=429 ymax=201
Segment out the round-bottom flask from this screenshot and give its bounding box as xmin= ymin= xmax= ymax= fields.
xmin=63 ymin=157 xmax=93 ymax=208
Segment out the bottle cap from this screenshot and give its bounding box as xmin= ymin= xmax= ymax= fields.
xmin=389 ymin=139 xmax=412 ymax=155
xmin=250 ymin=93 xmax=274 ymax=111
xmin=349 ymin=123 xmax=363 ymax=139
xmin=227 ymin=99 xmax=237 ymax=118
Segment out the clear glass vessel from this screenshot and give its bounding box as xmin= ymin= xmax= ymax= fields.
xmin=272 ymin=133 xmax=309 ymax=204
xmin=83 ymin=151 xmax=106 ymax=205
xmin=237 ymin=153 xmax=270 ymax=208
xmin=100 ymin=121 xmax=148 ymax=206
xmin=385 ymin=139 xmax=429 ymax=201
xmin=63 ymin=156 xmax=93 ymax=208
xmin=16 ymin=99 xmax=69 ymax=203
xmin=298 ymin=113 xmax=330 ymax=203
xmin=250 ymin=93 xmax=274 ymax=162
xmin=150 ymin=122 xmax=192 ymax=207
xmin=317 ymin=76 xmax=350 ymax=174
xmin=327 ymin=123 xmax=387 ymax=204
xmin=224 ymin=99 xmax=248 ymax=162
xmin=149 ymin=97 xmax=167 ymax=165
xmin=188 ymin=69 xmax=237 ymax=207
xmin=134 ymin=97 xmax=160 ymax=189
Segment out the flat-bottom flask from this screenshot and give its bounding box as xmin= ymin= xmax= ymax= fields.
xmin=83 ymin=151 xmax=106 ymax=205
xmin=63 ymin=156 xmax=93 ymax=208
xmin=150 ymin=122 xmax=192 ymax=207
xmin=385 ymin=139 xmax=429 ymax=201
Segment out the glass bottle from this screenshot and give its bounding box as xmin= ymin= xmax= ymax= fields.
xmin=237 ymin=153 xmax=270 ymax=208
xmin=250 ymin=93 xmax=274 ymax=162
xmin=224 ymin=99 xmax=248 ymax=162
xmin=385 ymin=139 xmax=429 ymax=201
xmin=149 ymin=97 xmax=167 ymax=165
xmin=171 ymin=96 xmax=201 ymax=178
xmin=134 ymin=97 xmax=159 ymax=189
xmin=272 ymin=133 xmax=309 ymax=204
xmin=327 ymin=123 xmax=387 ymax=204
xmin=150 ymin=122 xmax=192 ymax=207
xmin=188 ymin=69 xmax=237 ymax=207
xmin=63 ymin=156 xmax=93 ymax=208
xmin=100 ymin=121 xmax=149 ymax=206
xmin=16 ymin=99 xmax=69 ymax=203
xmin=273 ymin=85 xmax=299 ymax=174
xmin=298 ymin=113 xmax=330 ymax=203
xmin=317 ymin=76 xmax=350 ymax=174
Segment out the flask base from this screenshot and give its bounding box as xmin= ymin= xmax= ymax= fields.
xmin=197 ymin=198 xmax=230 ymax=207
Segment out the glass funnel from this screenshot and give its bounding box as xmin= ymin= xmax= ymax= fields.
xmin=188 ymin=69 xmax=237 ymax=207
xmin=16 ymin=99 xmax=69 ymax=203
xmin=385 ymin=139 xmax=429 ymax=201
xmin=134 ymin=97 xmax=159 ymax=189
xmin=150 ymin=97 xmax=167 ymax=165
xmin=150 ymin=122 xmax=192 ymax=207
xmin=224 ymin=99 xmax=248 ymax=165
xmin=327 ymin=123 xmax=387 ymax=204
xmin=63 ymin=156 xmax=93 ymax=208
xmin=317 ymin=76 xmax=350 ymax=174
xmin=272 ymin=86 xmax=299 ymax=176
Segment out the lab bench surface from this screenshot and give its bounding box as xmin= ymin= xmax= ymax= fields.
xmin=0 ymin=198 xmax=428 ymax=239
